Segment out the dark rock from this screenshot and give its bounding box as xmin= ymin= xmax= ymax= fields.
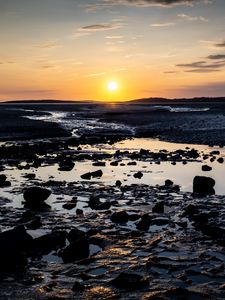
xmin=152 ymin=201 xmax=164 ymax=214
xmin=111 ymin=211 xmax=129 ymax=223
xmin=67 ymin=228 xmax=86 ymax=244
xmin=61 ymin=237 xmax=89 ymax=263
xmin=116 ymin=180 xmax=122 ymax=187
xmin=89 ymin=195 xmax=111 ymax=210
xmin=165 ymin=179 xmax=173 ymax=186
xmin=76 ymin=209 xmax=83 ymax=215
xmin=217 ymin=157 xmax=224 ymax=164
xmin=127 ymin=161 xmax=137 ymax=166
xmin=0 ymin=174 xmax=11 ymax=187
xmin=0 ymin=225 xmax=33 ymax=272
xmin=202 ymin=165 xmax=212 ymax=171
xmin=133 ymin=171 xmax=143 ymax=179
xmin=32 ymin=231 xmax=66 ymax=256
xmin=72 ymin=281 xmax=85 ymax=291
xmin=193 ymin=176 xmax=215 ymax=195
xmin=81 ymin=172 xmax=92 ymax=180
xmin=81 ymin=170 xmax=103 ymax=180
xmin=23 ymin=187 xmax=51 ymax=209
xmin=58 ymin=159 xmax=75 ymax=171
xmin=63 ymin=201 xmax=77 ymax=210
xmin=23 ymin=173 xmax=36 ymax=180
xmin=184 ymin=204 xmax=199 ymax=218
xmin=136 ymin=214 xmax=152 ymax=231
xmin=91 ymin=169 xmax=103 ymax=178
xmin=111 ymin=272 xmax=149 ymax=290
xmin=26 ymin=216 xmax=42 ymax=230
xmin=110 ymin=161 xmax=119 ymax=166
xmin=200 ymin=225 xmax=225 ymax=239
xmin=92 ymin=161 xmax=106 ymax=167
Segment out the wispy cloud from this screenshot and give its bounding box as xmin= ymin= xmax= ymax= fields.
xmin=176 ymin=58 xmax=225 ymax=73
xmin=177 ymin=13 xmax=208 ymax=22
xmin=87 ymin=72 xmax=106 ymax=77
xmin=79 ymin=23 xmax=123 ymax=32
xmin=151 ymin=22 xmax=175 ymax=27
xmin=215 ymin=40 xmax=225 ymax=48
xmin=32 ymin=41 xmax=59 ymax=49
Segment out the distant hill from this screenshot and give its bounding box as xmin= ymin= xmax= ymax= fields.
xmin=129 ymin=97 xmax=225 ymax=104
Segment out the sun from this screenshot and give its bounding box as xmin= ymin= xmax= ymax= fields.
xmin=107 ymin=81 xmax=118 ymax=92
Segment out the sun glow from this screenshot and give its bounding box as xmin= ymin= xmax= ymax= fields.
xmin=107 ymin=81 xmax=118 ymax=92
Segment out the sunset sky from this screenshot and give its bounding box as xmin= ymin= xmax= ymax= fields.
xmin=1 ymin=0 xmax=225 ymax=101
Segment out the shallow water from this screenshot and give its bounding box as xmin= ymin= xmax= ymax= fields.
xmin=1 ymin=138 xmax=225 ymax=213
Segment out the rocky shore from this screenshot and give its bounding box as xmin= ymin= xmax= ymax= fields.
xmin=1 ymin=131 xmax=225 ymax=299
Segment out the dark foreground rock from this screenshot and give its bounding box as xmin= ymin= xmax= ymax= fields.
xmin=0 ymin=226 xmax=33 ymax=272
xmin=193 ymin=176 xmax=215 ymax=195
xmin=23 ymin=187 xmax=51 ymax=209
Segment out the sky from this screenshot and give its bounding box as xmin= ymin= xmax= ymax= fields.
xmin=0 ymin=0 xmax=225 ymax=101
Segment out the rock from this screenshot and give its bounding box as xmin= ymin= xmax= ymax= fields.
xmin=23 ymin=173 xmax=36 ymax=180
xmin=81 ymin=170 xmax=103 ymax=180
xmin=58 ymin=159 xmax=75 ymax=171
xmin=76 ymin=209 xmax=83 ymax=215
xmin=111 ymin=272 xmax=149 ymax=290
xmin=202 ymin=165 xmax=212 ymax=171
xmin=0 ymin=174 xmax=11 ymax=187
xmin=136 ymin=215 xmax=152 ymax=231
xmin=92 ymin=161 xmax=106 ymax=167
xmin=111 ymin=211 xmax=129 ymax=223
xmin=110 ymin=161 xmax=119 ymax=166
xmin=91 ymin=169 xmax=103 ymax=178
xmin=193 ymin=176 xmax=215 ymax=195
xmin=0 ymin=225 xmax=33 ymax=272
xmin=67 ymin=228 xmax=86 ymax=244
xmin=152 ymin=201 xmax=164 ymax=214
xmin=116 ymin=180 xmax=122 ymax=187
xmin=89 ymin=195 xmax=111 ymax=210
xmin=81 ymin=172 xmax=92 ymax=180
xmin=61 ymin=237 xmax=89 ymax=263
xmin=26 ymin=216 xmax=42 ymax=230
xmin=165 ymin=179 xmax=173 ymax=186
xmin=62 ymin=201 xmax=77 ymax=210
xmin=200 ymin=225 xmax=225 ymax=239
xmin=23 ymin=187 xmax=51 ymax=209
xmin=217 ymin=157 xmax=224 ymax=164
xmin=72 ymin=281 xmax=85 ymax=291
xmin=127 ymin=161 xmax=137 ymax=166
xmin=32 ymin=231 xmax=66 ymax=256
xmin=133 ymin=171 xmax=143 ymax=179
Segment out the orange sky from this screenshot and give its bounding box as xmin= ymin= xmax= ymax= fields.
xmin=1 ymin=0 xmax=225 ymax=101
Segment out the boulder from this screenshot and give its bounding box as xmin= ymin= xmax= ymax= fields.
xmin=32 ymin=231 xmax=66 ymax=256
xmin=0 ymin=225 xmax=33 ymax=272
xmin=111 ymin=211 xmax=129 ymax=223
xmin=58 ymin=159 xmax=75 ymax=171
xmin=193 ymin=176 xmax=215 ymax=195
xmin=152 ymin=201 xmax=164 ymax=214
xmin=202 ymin=165 xmax=212 ymax=172
xmin=165 ymin=179 xmax=173 ymax=187
xmin=0 ymin=174 xmax=11 ymax=187
xmin=61 ymin=237 xmax=89 ymax=263
xmin=133 ymin=171 xmax=143 ymax=179
xmin=23 ymin=187 xmax=51 ymax=209
xmin=89 ymin=195 xmax=111 ymax=210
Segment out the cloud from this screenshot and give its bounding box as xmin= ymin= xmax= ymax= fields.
xmin=87 ymin=72 xmax=106 ymax=77
xmin=215 ymin=40 xmax=225 ymax=48
xmin=207 ymin=54 xmax=225 ymax=60
xmin=151 ymin=22 xmax=175 ymax=27
xmin=176 ymin=58 xmax=225 ymax=73
xmin=101 ymin=0 xmax=207 ymax=7
xmin=79 ymin=23 xmax=123 ymax=32
xmin=32 ymin=41 xmax=59 ymax=49
xmin=177 ymin=13 xmax=208 ymax=22
xmin=105 ymin=35 xmax=124 ymax=39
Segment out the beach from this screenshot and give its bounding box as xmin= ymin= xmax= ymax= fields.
xmin=1 ymin=100 xmax=225 ymax=299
